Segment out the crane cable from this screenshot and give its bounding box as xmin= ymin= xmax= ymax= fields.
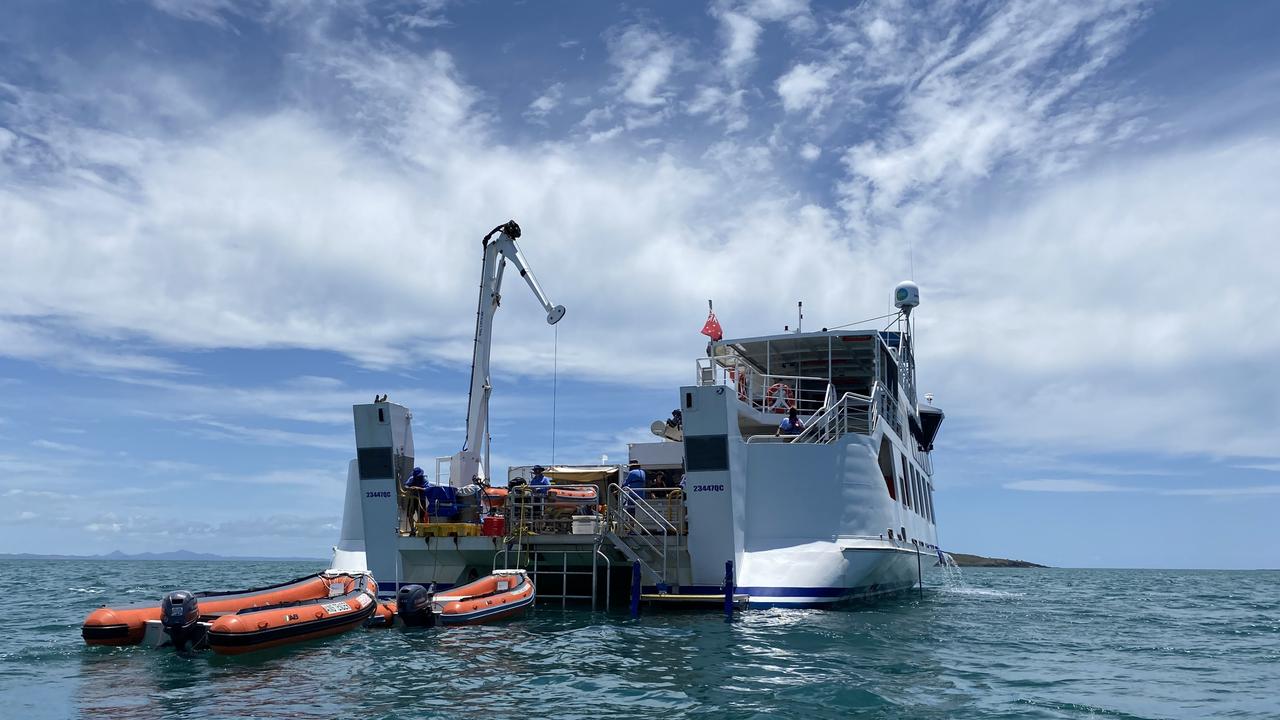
xmin=551 ymin=323 xmax=558 ymax=466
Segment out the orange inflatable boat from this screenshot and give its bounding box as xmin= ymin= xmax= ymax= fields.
xmin=374 ymin=570 xmax=535 ymax=627
xmin=545 ymin=485 xmax=598 ymax=510
xmin=435 ymin=569 xmax=535 ymax=625
xmin=81 ymin=572 xmax=377 ymax=654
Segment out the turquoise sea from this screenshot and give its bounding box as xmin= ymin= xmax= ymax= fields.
xmin=1 ymin=560 xmax=1276 ymax=719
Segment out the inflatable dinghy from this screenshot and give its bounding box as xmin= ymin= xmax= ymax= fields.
xmin=82 ymin=572 xmax=377 ymax=654
xmin=435 ymin=569 xmax=534 ymax=625
xmin=372 ymin=569 xmax=534 ymax=628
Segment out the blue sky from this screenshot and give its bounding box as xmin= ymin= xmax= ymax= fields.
xmin=2 ymin=0 xmax=1278 ymax=567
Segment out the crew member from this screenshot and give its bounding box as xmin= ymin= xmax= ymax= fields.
xmin=776 ymin=407 xmax=805 ymax=436
xmin=530 ymin=465 xmax=551 ymax=489
xmin=624 ymin=459 xmax=646 ymax=490
xmin=405 ymin=467 xmax=427 ymax=522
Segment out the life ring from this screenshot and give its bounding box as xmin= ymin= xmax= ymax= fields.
xmin=765 ymin=383 xmax=794 ymax=412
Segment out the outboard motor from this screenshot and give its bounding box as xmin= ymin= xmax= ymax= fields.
xmin=396 ymin=584 xmax=437 ymax=628
xmin=160 ymin=590 xmax=204 ymax=650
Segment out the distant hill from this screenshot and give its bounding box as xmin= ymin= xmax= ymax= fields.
xmin=0 ymin=549 xmax=325 ymax=562
xmin=950 ymin=552 xmax=1047 ymax=568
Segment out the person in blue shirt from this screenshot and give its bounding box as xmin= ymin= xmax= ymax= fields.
xmin=624 ymin=459 xmax=646 ymax=490
xmin=776 ymin=407 xmax=805 ymax=436
xmin=622 ymin=459 xmax=646 ymax=515
xmin=405 ymin=467 xmax=427 ymax=522
xmin=530 ymin=465 xmax=551 ymax=489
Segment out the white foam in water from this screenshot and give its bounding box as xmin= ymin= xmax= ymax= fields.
xmin=941 ymin=586 xmax=1025 ymax=599
xmin=933 ymin=556 xmax=1023 ymax=598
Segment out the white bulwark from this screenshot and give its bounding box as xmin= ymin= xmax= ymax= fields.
xmin=330 ymin=270 xmax=944 ymax=607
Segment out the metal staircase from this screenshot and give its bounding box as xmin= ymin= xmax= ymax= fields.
xmin=604 ymin=484 xmax=686 ymax=591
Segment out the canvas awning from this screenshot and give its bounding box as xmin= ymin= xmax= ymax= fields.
xmin=544 ymin=465 xmax=620 ymax=483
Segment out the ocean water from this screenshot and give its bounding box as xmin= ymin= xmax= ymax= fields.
xmin=1 ymin=561 xmax=1276 ymax=719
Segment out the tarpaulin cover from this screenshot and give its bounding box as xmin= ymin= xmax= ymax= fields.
xmin=544 ymin=466 xmax=620 ymax=483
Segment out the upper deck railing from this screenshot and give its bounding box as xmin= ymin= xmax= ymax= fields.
xmin=743 ymin=381 xmax=903 ymax=445
xmin=695 ymin=356 xmax=828 ymax=416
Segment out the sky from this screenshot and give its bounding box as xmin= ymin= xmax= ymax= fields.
xmin=1 ymin=0 xmax=1278 ymax=568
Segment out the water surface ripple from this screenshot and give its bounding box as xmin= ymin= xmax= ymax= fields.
xmin=2 ymin=561 xmax=1276 ymax=719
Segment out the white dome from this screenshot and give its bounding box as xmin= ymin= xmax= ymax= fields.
xmin=893 ymin=280 xmax=920 ymax=311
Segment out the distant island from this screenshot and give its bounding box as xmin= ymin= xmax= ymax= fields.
xmin=950 ymin=552 xmax=1047 ymax=568
xmin=0 ymin=549 xmax=325 ymax=562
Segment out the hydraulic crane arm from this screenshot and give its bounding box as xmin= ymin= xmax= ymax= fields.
xmin=452 ymin=221 xmax=564 ymax=486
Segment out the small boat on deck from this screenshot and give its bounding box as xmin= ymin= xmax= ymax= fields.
xmin=81 ymin=572 xmax=377 ymax=654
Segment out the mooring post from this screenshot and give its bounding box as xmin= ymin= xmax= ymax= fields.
xmin=723 ymin=560 xmax=735 ymax=620
xmin=630 ymin=560 xmax=641 ymax=618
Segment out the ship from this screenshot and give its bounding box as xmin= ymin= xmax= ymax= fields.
xmin=327 ymin=221 xmax=945 ymax=607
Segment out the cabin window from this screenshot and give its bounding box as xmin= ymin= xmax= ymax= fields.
xmin=684 ymin=434 xmax=729 ymax=472
xmin=900 ymin=454 xmax=911 ymax=508
xmin=377 ymin=408 xmax=385 ymax=423
xmin=927 ymin=481 xmax=935 ymax=522
xmin=685 ymin=392 xmax=693 ymax=409
xmin=877 ymin=437 xmax=896 ymax=500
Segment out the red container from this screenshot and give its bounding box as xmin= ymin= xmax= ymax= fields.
xmin=482 ymin=516 xmax=506 ymax=537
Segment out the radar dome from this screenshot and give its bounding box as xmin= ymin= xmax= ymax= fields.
xmin=893 ymin=281 xmax=919 ymax=313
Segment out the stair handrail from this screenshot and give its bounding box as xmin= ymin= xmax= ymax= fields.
xmin=791 ymin=386 xmax=878 ymax=444
xmin=606 ymin=483 xmax=677 ymax=586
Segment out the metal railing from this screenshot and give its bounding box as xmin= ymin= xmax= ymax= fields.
xmin=504 ymin=484 xmax=601 ymax=537
xmin=789 ymin=391 xmax=874 ymax=444
xmin=493 ymin=544 xmax=613 ymax=610
xmin=606 ymin=484 xmax=684 ymax=588
xmin=695 ymin=356 xmax=828 ymax=415
xmin=784 ymin=381 xmax=904 ymax=444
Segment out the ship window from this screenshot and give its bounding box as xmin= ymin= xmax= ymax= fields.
xmin=900 ymin=454 xmax=911 ymax=508
xmin=877 ymin=437 xmax=896 ymax=500
xmin=377 ymin=408 xmax=385 ymax=423
xmin=685 ymin=434 xmax=729 ymax=472
xmin=685 ymin=392 xmax=693 ymax=409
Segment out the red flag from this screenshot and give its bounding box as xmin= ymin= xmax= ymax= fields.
xmin=700 ymin=311 xmax=724 ymax=342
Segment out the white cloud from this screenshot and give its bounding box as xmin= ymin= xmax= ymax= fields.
xmin=525 ymin=82 xmax=564 ymax=121
xmin=799 ymin=142 xmax=821 ymax=161
xmin=1004 ymin=479 xmax=1135 ymax=493
xmin=148 ymin=0 xmax=242 ymax=29
xmin=776 ymin=63 xmax=837 ymax=113
xmin=1162 ymin=486 xmax=1280 ymax=497
xmin=718 ymin=11 xmax=763 ymax=77
xmin=833 ymin=0 xmax=1149 ymax=229
xmin=925 ymin=138 xmax=1280 ymax=459
xmin=605 ymin=24 xmax=681 ymax=108
xmin=1005 ymin=479 xmax=1280 ymax=498
xmin=2 ymin=0 xmax=1276 ymax=475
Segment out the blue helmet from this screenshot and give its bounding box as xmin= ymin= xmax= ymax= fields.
xmin=411 ymin=467 xmax=425 ymax=478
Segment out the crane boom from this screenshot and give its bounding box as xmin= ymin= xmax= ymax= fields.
xmin=450 ymin=221 xmax=564 ymax=486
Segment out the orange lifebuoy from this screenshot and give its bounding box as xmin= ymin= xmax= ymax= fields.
xmin=765 ymin=383 xmax=794 ymax=412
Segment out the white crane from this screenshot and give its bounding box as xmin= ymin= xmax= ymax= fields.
xmin=449 ymin=220 xmax=564 ymax=487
